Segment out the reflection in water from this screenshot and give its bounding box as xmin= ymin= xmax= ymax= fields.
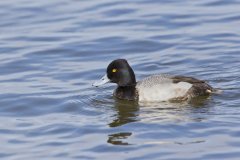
xmin=108 ymin=98 xmax=139 ymax=127
xmin=107 ymin=132 xmax=132 ymax=145
xmin=107 ymin=99 xmax=139 ymax=145
xmin=189 ymin=96 xmax=211 ymax=107
xmin=106 ymin=96 xmax=212 ymax=145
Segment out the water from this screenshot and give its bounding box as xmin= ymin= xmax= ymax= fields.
xmin=0 ymin=0 xmax=240 ymax=159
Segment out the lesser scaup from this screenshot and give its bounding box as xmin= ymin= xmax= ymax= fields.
xmin=93 ymin=59 xmax=216 ymax=102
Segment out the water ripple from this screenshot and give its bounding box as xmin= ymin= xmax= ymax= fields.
xmin=0 ymin=0 xmax=240 ymax=159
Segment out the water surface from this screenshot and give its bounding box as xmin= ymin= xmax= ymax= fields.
xmin=0 ymin=0 xmax=240 ymax=159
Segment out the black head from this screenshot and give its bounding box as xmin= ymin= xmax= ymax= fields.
xmin=106 ymin=59 xmax=136 ymax=86
xmin=92 ymin=59 xmax=136 ymax=87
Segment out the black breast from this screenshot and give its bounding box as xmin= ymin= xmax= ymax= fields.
xmin=113 ymin=86 xmax=138 ymax=101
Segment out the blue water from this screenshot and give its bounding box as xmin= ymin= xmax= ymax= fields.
xmin=0 ymin=0 xmax=240 ymax=159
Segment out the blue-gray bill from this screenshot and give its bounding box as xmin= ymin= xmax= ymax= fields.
xmin=92 ymin=74 xmax=110 ymax=87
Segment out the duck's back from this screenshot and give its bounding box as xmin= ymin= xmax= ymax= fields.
xmin=136 ymin=74 xmax=214 ymax=102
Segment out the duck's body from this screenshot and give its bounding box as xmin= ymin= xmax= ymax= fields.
xmin=93 ymin=59 xmax=215 ymax=102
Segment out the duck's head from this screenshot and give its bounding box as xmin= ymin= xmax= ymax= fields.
xmin=93 ymin=59 xmax=136 ymax=87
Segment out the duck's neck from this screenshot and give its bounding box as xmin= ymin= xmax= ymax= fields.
xmin=114 ymin=85 xmax=138 ymax=101
xmin=118 ymin=68 xmax=136 ymax=87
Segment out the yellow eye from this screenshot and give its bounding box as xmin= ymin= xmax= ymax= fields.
xmin=112 ymin=68 xmax=117 ymax=73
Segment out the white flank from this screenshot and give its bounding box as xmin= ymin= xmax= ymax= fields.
xmin=136 ymin=75 xmax=192 ymax=102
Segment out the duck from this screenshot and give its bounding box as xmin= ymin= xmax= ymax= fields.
xmin=93 ymin=59 xmax=216 ymax=102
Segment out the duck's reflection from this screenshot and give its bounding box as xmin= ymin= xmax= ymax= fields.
xmin=107 ymin=132 xmax=132 ymax=145
xmin=106 ymin=96 xmax=211 ymax=145
xmin=107 ymin=98 xmax=139 ymax=145
xmin=108 ymin=98 xmax=139 ymax=127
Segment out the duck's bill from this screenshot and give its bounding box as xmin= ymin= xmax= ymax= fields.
xmin=92 ymin=74 xmax=110 ymax=87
